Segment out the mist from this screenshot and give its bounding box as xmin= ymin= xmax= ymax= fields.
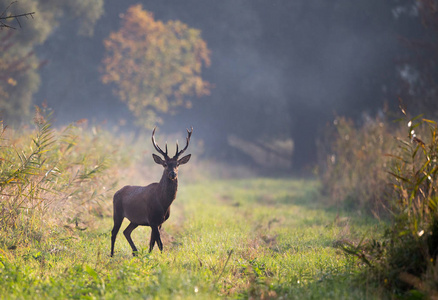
xmin=2 ymin=2 xmax=438 ymax=296
xmin=28 ymin=0 xmax=425 ymax=173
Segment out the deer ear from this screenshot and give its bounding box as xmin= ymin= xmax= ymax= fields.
xmin=178 ymin=154 xmax=191 ymax=165
xmin=152 ymin=154 xmax=165 ymax=165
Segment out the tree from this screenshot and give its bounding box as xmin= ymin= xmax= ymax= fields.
xmin=0 ymin=0 xmax=104 ymax=124
xmin=101 ymin=4 xmax=211 ymax=128
xmin=0 ymin=31 xmax=39 ymax=121
xmin=0 ymin=1 xmax=35 ymax=29
xmin=247 ymin=0 xmax=404 ymax=171
xmin=0 ymin=1 xmax=38 ymax=122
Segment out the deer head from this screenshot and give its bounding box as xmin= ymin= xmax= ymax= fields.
xmin=151 ymin=127 xmax=192 ymax=180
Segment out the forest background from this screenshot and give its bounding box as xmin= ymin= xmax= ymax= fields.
xmin=1 ymin=0 xmax=438 ymax=298
xmin=2 ymin=0 xmax=437 ymax=172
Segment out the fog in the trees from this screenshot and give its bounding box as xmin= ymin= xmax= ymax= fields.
xmin=3 ymin=0 xmax=432 ymax=172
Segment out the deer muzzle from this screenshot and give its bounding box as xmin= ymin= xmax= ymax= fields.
xmin=168 ymin=171 xmax=177 ymax=180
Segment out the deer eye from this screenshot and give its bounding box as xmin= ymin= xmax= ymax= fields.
xmin=163 ymin=163 xmax=168 ymax=167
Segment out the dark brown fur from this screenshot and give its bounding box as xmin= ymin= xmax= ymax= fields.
xmin=110 ymin=128 xmax=192 ymax=257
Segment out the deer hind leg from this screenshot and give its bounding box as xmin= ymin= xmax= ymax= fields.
xmin=123 ymin=222 xmax=139 ymax=256
xmin=149 ymin=226 xmax=163 ymax=253
xmin=111 ymin=213 xmax=124 ymax=257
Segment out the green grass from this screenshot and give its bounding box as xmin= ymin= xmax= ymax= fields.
xmin=0 ymin=178 xmax=386 ymax=299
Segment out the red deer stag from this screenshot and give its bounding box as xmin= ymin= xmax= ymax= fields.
xmin=111 ymin=127 xmax=192 ymax=256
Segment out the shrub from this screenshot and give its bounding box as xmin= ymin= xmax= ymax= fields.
xmin=389 ymin=113 xmax=438 ymax=232
xmin=0 ymin=107 xmax=118 ymax=246
xmin=318 ymin=115 xmax=397 ymax=214
xmin=332 ymin=110 xmax=438 ymax=298
xmin=384 ymin=112 xmax=438 ymax=296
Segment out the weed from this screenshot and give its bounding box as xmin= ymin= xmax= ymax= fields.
xmin=332 ymin=108 xmax=438 ymax=298
xmin=0 ymin=107 xmax=116 ymax=247
xmin=318 ymin=115 xmax=397 ymax=215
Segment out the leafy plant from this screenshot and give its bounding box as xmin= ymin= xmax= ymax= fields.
xmin=101 ymin=4 xmax=211 ymax=128
xmin=0 ymin=107 xmax=58 ymax=229
xmin=0 ymin=106 xmax=114 ymax=246
xmin=384 ymin=110 xmax=438 ymax=295
xmin=389 ymin=111 xmax=438 ymax=234
xmin=0 ymin=0 xmax=104 ymax=124
xmin=318 ymin=115 xmax=396 ymax=214
xmin=332 ymin=108 xmax=438 ymax=298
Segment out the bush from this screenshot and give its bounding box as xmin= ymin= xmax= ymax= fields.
xmin=0 ymin=107 xmax=122 ymax=247
xmin=330 ymin=110 xmax=438 ymax=298
xmin=318 ymin=115 xmax=397 ymax=214
xmin=389 ymin=114 xmax=438 ymax=232
xmin=384 ymin=112 xmax=438 ymax=296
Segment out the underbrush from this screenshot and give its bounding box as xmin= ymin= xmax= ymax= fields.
xmin=321 ymin=108 xmax=438 ymax=298
xmin=0 ymin=107 xmax=139 ymax=248
xmin=318 ymin=115 xmax=398 ymax=214
xmin=379 ymin=112 xmax=437 ymax=297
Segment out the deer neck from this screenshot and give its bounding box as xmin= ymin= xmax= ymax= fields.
xmin=159 ymin=172 xmax=178 ymax=209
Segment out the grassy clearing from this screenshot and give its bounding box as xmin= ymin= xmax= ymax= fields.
xmin=0 ymin=178 xmax=385 ymax=299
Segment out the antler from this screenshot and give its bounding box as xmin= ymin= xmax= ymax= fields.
xmin=174 ymin=127 xmax=193 ymax=159
xmin=152 ymin=127 xmax=168 ymax=158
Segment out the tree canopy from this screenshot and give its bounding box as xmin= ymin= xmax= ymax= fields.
xmin=101 ymin=4 xmax=211 ymax=128
xmin=0 ymin=0 xmax=104 ymax=123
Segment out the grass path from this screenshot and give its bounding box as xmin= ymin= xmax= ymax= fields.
xmin=0 ymin=179 xmax=385 ymax=299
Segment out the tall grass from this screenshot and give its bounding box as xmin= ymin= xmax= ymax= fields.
xmin=384 ymin=112 xmax=438 ymax=296
xmin=320 ymin=108 xmax=438 ymax=297
xmin=318 ymin=115 xmax=397 ymax=214
xmin=0 ymin=107 xmax=122 ymax=247
xmin=389 ymin=113 xmax=438 ymax=231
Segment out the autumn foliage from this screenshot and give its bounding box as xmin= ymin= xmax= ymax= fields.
xmin=101 ymin=4 xmax=211 ymax=127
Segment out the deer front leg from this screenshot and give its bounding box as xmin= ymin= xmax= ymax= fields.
xmin=155 ymin=226 xmax=163 ymax=252
xmin=123 ymin=222 xmax=139 ymax=256
xmin=149 ymin=226 xmax=163 ymax=252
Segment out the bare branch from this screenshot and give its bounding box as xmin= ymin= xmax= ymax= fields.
xmin=0 ymin=1 xmax=17 ymax=18
xmin=0 ymin=2 xmax=35 ymax=30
